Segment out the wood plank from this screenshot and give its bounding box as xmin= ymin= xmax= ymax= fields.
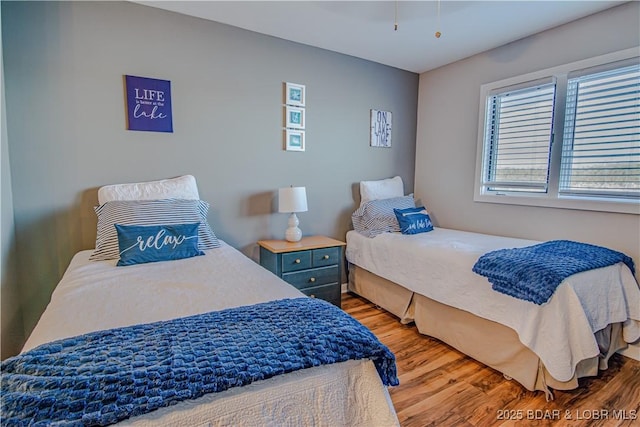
xmin=342 ymin=292 xmax=640 ymax=427
xmin=256 ymin=235 xmax=345 ymax=253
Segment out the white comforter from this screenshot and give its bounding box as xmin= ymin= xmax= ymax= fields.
xmin=346 ymin=228 xmax=640 ymax=382
xmin=24 ymin=242 xmax=399 ymax=426
xmin=23 ymin=243 xmax=303 ymax=351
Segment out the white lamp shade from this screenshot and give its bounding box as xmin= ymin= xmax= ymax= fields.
xmin=278 ymin=187 xmax=308 ymax=213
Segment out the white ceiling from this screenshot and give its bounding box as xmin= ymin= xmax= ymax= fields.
xmin=135 ymin=1 xmax=628 ymax=73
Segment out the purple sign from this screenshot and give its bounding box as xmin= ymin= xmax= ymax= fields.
xmin=124 ymin=75 xmax=173 ymax=133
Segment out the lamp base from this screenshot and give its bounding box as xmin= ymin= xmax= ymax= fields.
xmin=285 ymin=212 xmax=302 ymax=242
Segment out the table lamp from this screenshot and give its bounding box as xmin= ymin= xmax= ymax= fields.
xmin=278 ymin=186 xmax=308 ymax=242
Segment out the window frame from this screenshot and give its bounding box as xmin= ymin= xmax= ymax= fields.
xmin=474 ymin=47 xmax=640 ymax=215
xmin=481 ymin=77 xmax=557 ymax=195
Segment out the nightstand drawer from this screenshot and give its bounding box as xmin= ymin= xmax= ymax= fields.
xmin=281 ymin=251 xmax=312 ymax=272
xmin=282 ymin=265 xmax=339 ymax=290
xmin=312 ymin=247 xmax=340 ymax=268
xmin=301 ymin=283 xmax=341 ymax=306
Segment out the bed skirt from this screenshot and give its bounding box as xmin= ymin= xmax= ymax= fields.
xmin=347 ymin=263 xmax=627 ymax=397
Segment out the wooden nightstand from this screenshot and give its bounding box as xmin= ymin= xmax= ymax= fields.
xmin=258 ymin=236 xmax=346 ymax=307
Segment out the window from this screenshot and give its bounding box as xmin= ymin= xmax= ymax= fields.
xmin=474 ymin=48 xmax=639 ymax=214
xmin=560 ymin=65 xmax=639 ymax=200
xmin=482 ymin=79 xmax=556 ymax=194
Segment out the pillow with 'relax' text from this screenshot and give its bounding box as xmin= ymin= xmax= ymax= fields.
xmin=90 ymin=198 xmax=220 ymax=261
xmin=115 ymin=223 xmax=204 ymax=266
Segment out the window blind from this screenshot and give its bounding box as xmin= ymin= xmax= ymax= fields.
xmin=483 ymin=82 xmax=556 ymax=193
xmin=560 ymin=64 xmax=640 ymax=199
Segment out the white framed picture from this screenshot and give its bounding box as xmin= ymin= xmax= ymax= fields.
xmin=285 ymin=106 xmax=305 ymax=129
xmin=285 ymin=82 xmax=305 ymax=107
xmin=370 ymin=109 xmax=392 ymax=147
xmin=285 ymin=129 xmax=305 ymax=151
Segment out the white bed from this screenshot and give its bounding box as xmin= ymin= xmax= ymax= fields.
xmin=347 ymin=176 xmax=640 ymax=396
xmin=20 ymin=242 xmax=398 ymax=426
xmin=346 ymin=228 xmax=640 ymax=397
xmin=5 ymin=176 xmax=400 ymax=426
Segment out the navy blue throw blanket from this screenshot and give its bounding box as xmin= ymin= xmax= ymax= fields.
xmin=1 ymin=297 xmax=398 ymax=426
xmin=472 ymin=240 xmax=635 ymax=305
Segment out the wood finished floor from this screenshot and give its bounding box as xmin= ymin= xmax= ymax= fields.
xmin=341 ymin=292 xmax=640 ymax=427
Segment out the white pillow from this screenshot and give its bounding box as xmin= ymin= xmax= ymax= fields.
xmin=97 ymin=175 xmax=200 ymax=205
xmin=359 ymin=176 xmax=404 ymax=206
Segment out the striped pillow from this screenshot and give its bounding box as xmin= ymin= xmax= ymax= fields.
xmin=352 ymin=195 xmax=416 ymax=237
xmin=90 ymin=199 xmax=220 ymax=261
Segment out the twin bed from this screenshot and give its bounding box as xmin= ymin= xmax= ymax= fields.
xmin=2 ymin=176 xmax=400 ymax=426
xmin=346 ymin=176 xmax=640 ymax=398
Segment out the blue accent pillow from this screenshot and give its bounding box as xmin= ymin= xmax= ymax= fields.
xmin=115 ymin=223 xmax=204 ymax=266
xmin=393 ymin=207 xmax=434 ymax=235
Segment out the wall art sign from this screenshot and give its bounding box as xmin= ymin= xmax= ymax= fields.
xmin=124 ymin=75 xmax=173 ymax=133
xmin=370 ymin=109 xmax=392 ymax=147
xmin=285 ymin=105 xmax=305 ymax=129
xmin=283 ymin=82 xmax=306 ymax=151
xmin=285 ymin=129 xmax=305 ymax=151
xmin=285 ymin=82 xmax=305 ymax=107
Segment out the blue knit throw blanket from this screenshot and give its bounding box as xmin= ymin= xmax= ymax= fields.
xmin=1 ymin=297 xmax=398 ymax=426
xmin=472 ymin=240 xmax=635 ymax=305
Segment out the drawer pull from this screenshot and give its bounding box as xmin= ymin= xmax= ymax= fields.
xmin=294 ymin=259 xmax=301 ymax=264
xmin=309 ymin=277 xmax=316 ymax=283
xmin=323 ymin=255 xmax=329 ymax=260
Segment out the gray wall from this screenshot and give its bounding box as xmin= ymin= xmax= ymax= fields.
xmin=415 ymin=2 xmax=639 ymax=359
xmin=1 ymin=1 xmax=418 ymax=355
xmin=1 ymin=4 xmax=23 ymax=359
